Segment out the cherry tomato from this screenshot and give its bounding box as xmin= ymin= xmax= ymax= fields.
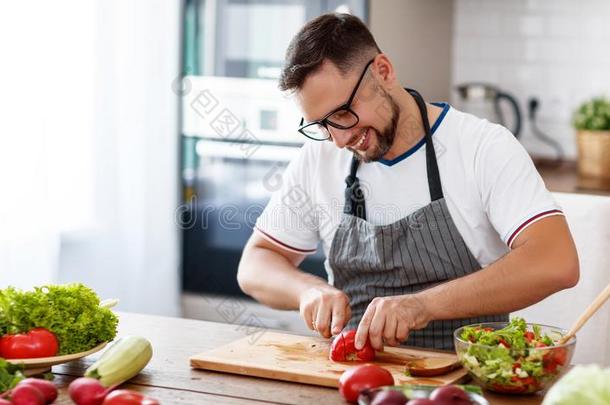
xmin=510 ymin=376 xmax=537 ymax=385
xmin=498 ymin=338 xmax=511 ymax=348
xmin=329 ymin=329 xmax=375 ymax=362
xmin=543 ymin=347 xmax=568 ymax=373
xmin=102 ymin=389 xmax=160 ymax=405
xmin=0 ymin=328 xmax=59 ymax=359
xmin=523 ymin=331 xmax=535 ymax=342
xmin=338 ymin=364 xmax=394 ymax=403
xmin=552 ymin=347 xmax=568 ymax=366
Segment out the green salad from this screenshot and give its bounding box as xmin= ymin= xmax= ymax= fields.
xmin=0 ymin=358 xmax=24 ymax=393
xmin=458 ymin=317 xmax=569 ymax=393
xmin=0 ymin=284 xmax=118 ymax=355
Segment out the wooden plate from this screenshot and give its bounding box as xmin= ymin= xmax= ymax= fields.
xmin=6 ymin=341 xmax=108 ymax=375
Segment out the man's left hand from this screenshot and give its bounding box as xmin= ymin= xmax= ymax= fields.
xmin=355 ymin=294 xmax=431 ymax=350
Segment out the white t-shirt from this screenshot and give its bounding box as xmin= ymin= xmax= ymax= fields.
xmin=255 ymin=103 xmax=562 ymax=283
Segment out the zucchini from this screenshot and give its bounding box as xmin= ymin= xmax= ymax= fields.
xmin=84 ymin=336 xmax=153 ymax=387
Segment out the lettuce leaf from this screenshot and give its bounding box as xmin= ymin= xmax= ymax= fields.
xmin=0 ymin=358 xmax=24 ymax=394
xmin=0 ymin=284 xmax=118 ymax=355
xmin=542 ymin=365 xmax=610 ymax=405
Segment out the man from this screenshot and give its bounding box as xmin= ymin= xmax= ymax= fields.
xmin=237 ymin=13 xmax=579 ymax=351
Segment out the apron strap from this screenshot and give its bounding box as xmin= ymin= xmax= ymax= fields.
xmin=407 ymin=88 xmax=444 ymax=201
xmin=344 ymin=156 xmax=367 ymax=220
xmin=342 ymin=88 xmax=444 ymax=219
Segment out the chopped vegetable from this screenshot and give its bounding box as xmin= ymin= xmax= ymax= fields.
xmin=459 ymin=317 xmax=568 ymax=393
xmin=330 ymin=329 xmax=375 ymax=362
xmin=0 ymin=284 xmax=118 ymax=355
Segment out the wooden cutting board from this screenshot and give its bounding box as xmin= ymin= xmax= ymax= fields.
xmin=190 ymin=331 xmax=468 ymax=388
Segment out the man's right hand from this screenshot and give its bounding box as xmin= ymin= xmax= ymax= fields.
xmin=299 ymin=286 xmax=351 ymax=338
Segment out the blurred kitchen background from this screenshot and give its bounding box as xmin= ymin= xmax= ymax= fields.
xmin=1 ymin=0 xmax=609 ymax=365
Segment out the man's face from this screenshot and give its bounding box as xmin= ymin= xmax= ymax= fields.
xmin=296 ymin=59 xmax=400 ymax=163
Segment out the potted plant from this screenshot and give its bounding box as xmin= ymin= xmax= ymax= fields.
xmin=573 ymin=97 xmax=610 ymax=190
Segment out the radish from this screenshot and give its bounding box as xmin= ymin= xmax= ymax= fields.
xmin=68 ymin=378 xmax=112 ymax=405
xmin=17 ymin=379 xmax=58 ymax=404
xmin=102 ymin=390 xmax=160 ymax=405
xmin=0 ymin=399 xmax=12 ymax=405
xmin=9 ymin=384 xmax=45 ymax=405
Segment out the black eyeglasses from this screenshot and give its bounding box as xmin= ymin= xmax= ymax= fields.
xmin=297 ymin=58 xmax=375 ymax=141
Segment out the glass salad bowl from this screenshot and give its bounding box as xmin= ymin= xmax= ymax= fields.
xmin=454 ymin=320 xmax=575 ymax=394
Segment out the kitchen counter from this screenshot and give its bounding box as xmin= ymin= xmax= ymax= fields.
xmin=50 ymin=312 xmax=550 ymax=404
xmin=535 ymin=159 xmax=610 ymax=196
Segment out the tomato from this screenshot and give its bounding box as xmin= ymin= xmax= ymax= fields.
xmin=498 ymin=338 xmax=511 ymax=348
xmin=329 ymin=329 xmax=375 ymax=362
xmin=543 ymin=347 xmax=568 ymax=373
xmin=523 ymin=331 xmax=535 ymax=342
xmin=102 ymin=390 xmax=160 ymax=405
xmin=0 ymin=328 xmax=59 ymax=359
xmin=507 ymin=375 xmax=540 ymax=393
xmin=543 ymin=356 xmax=559 ymax=373
xmin=552 ymin=347 xmax=568 ymax=366
xmin=513 ymin=376 xmax=536 ymax=386
xmin=339 ymin=364 xmax=394 ymax=403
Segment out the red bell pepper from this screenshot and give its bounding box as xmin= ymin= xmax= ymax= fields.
xmin=329 ymin=329 xmax=375 ymax=362
xmin=0 ymin=328 xmax=59 ymax=359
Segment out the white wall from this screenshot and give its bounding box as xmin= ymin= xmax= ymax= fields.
xmin=452 ymin=0 xmax=610 ymax=159
xmin=515 ymin=193 xmax=610 ymax=366
xmin=370 ymin=0 xmax=454 ymax=102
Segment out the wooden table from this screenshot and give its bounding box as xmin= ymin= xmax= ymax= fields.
xmin=51 ymin=312 xmax=547 ymax=404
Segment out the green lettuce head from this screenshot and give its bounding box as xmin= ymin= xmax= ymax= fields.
xmin=542 ymin=365 xmax=610 ymax=405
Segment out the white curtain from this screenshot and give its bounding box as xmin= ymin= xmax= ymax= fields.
xmin=0 ymin=0 xmax=181 ymax=316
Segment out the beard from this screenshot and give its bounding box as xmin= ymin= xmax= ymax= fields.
xmin=349 ymin=92 xmax=401 ymax=163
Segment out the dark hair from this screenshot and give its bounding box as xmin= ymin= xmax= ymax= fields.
xmin=278 ymin=13 xmax=381 ymax=92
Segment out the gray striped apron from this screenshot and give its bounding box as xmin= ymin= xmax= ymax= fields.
xmin=328 ymin=88 xmax=508 ymax=350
